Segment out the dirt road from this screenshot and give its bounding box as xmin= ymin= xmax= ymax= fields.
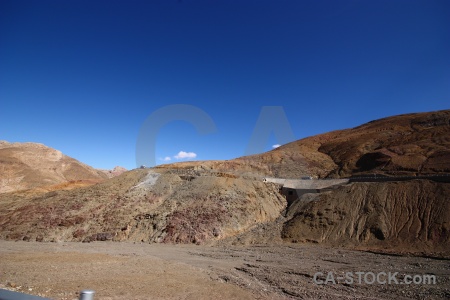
xmin=0 ymin=241 xmax=448 ymax=299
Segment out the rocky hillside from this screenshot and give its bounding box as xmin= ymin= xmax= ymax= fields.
xmin=0 ymin=141 xmax=108 ymax=193
xmin=99 ymin=166 xmax=128 ymax=178
xmin=1 ymin=166 xmax=447 ymax=257
xmin=282 ymin=180 xmax=449 ymax=256
xmin=240 ymin=109 xmax=450 ymax=178
xmin=162 ymin=109 xmax=450 ymax=178
xmin=0 ymin=168 xmax=285 ymax=244
xmin=0 ymin=110 xmax=448 ymax=257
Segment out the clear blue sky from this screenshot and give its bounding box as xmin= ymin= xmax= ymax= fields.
xmin=1 ymin=0 xmax=449 ymax=169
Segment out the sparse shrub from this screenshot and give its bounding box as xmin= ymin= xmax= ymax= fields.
xmin=72 ymin=229 xmax=85 ymax=239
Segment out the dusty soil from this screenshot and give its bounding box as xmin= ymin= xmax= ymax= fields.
xmin=0 ymin=241 xmax=449 ymax=300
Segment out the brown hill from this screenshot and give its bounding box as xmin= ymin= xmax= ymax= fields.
xmin=282 ymin=180 xmax=449 ymax=256
xmin=239 ymin=109 xmax=450 ymax=178
xmin=99 ymin=166 xmax=128 ymax=178
xmin=0 ymin=141 xmax=108 ymax=193
xmin=0 ymin=169 xmax=285 ymax=245
xmin=160 ymin=109 xmax=450 ymax=178
xmin=1 ymin=168 xmax=447 ymax=257
xmin=0 ymin=110 xmax=449 ymax=257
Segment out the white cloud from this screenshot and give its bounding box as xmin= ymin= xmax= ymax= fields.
xmin=272 ymin=144 xmax=281 ymax=148
xmin=163 ymin=156 xmax=171 ymax=161
xmin=174 ymin=151 xmax=197 ymax=159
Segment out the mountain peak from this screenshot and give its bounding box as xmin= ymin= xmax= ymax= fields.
xmin=0 ymin=141 xmax=107 ymax=193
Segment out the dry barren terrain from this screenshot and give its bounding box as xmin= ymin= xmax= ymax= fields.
xmin=1 ymin=110 xmax=449 ymax=299
xmin=1 ymin=241 xmax=449 ymax=300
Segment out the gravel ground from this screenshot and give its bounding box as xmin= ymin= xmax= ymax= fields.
xmin=0 ymin=241 xmax=449 ymax=300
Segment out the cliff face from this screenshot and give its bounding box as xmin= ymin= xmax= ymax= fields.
xmin=282 ymin=180 xmax=450 ymax=256
xmin=0 ymin=141 xmax=108 ymax=193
